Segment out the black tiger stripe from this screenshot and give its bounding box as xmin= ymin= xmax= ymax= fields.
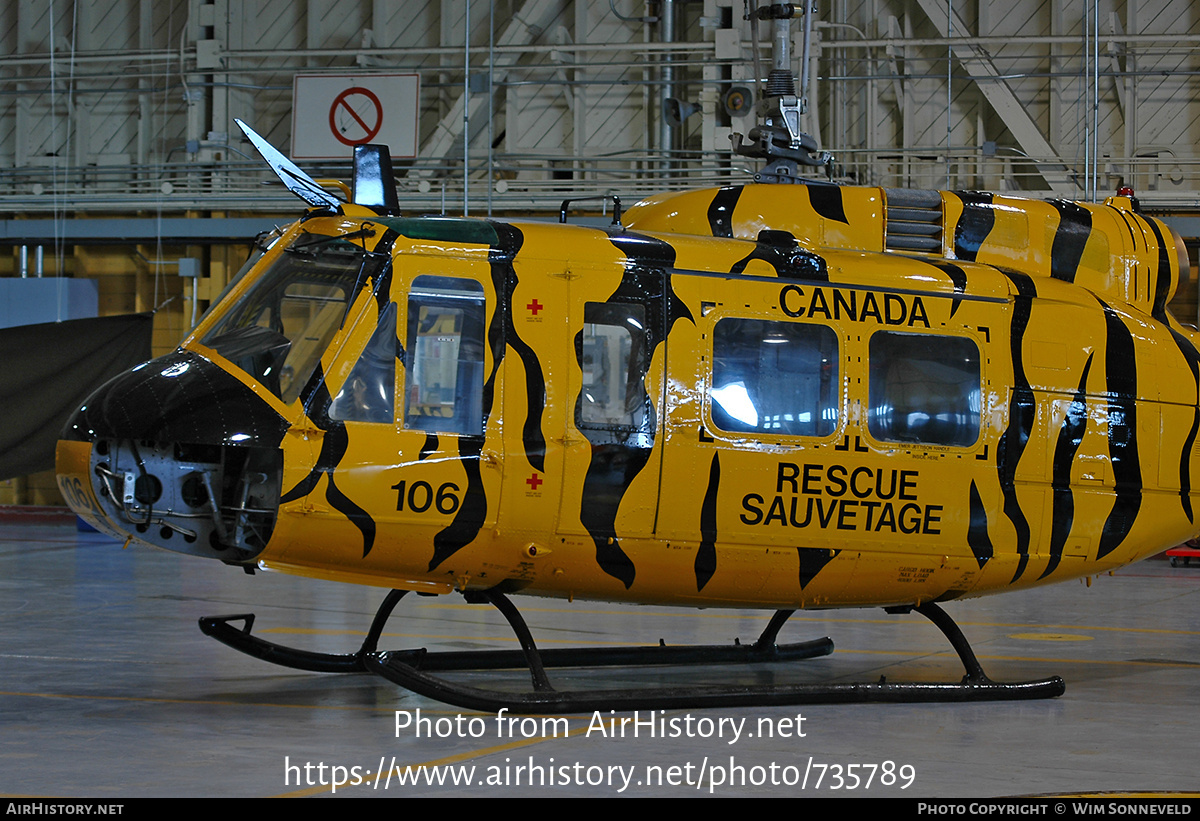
xmin=953 ymin=192 xmax=996 ymax=261
xmin=486 ymin=223 xmax=546 ymax=472
xmin=730 ymin=230 xmax=828 ymax=281
xmin=1179 ymin=410 xmax=1200 ymax=525
xmin=282 ymin=377 xmax=379 ymax=558
xmin=1146 ymin=217 xmax=1172 ymax=319
xmin=695 ymin=452 xmax=720 ymax=591
xmin=1096 ymin=298 xmax=1142 ymax=560
xmin=1041 ymin=354 xmax=1093 ymax=580
xmin=326 ymin=471 xmax=377 ymax=559
xmin=706 ymin=186 xmax=742 ymax=238
xmin=419 ymin=432 xmax=438 ymax=461
xmin=966 ymin=480 xmax=993 ymax=568
xmin=805 ymin=182 xmax=850 ymax=224
xmin=1048 ymin=201 xmax=1092 ymax=283
xmin=428 ymin=436 xmax=488 ymax=571
xmin=429 ymin=223 xmax=529 ymax=571
xmin=998 ymin=271 xmax=1037 ymax=583
xmin=608 ymin=230 xmax=677 ymax=267
xmin=574 ymin=235 xmax=693 ymax=588
xmin=1143 ymin=218 xmax=1200 ymax=522
xmin=922 ymin=259 xmax=968 ymax=318
xmin=369 ymin=228 xmax=400 ymax=314
xmin=798 ymin=547 xmax=839 ymax=589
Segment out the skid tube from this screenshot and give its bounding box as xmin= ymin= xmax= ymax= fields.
xmin=199 ymin=589 xmax=1065 ymax=712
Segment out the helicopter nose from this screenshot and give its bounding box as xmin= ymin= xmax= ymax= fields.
xmin=57 ymin=349 xmax=290 ymax=563
xmin=61 ymin=349 xmax=290 ymax=447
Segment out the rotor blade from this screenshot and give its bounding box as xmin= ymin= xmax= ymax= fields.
xmin=234 ymin=118 xmax=343 ymax=210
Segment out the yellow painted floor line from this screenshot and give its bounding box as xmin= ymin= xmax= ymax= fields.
xmin=0 ymin=689 xmax=450 ymax=713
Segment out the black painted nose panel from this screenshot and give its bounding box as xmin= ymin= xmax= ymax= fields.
xmin=63 ymin=349 xmax=290 ymax=448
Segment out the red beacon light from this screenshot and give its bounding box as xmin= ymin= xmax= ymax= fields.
xmin=1115 ymin=185 xmax=1141 ymax=212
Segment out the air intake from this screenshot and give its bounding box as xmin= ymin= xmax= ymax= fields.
xmin=884 ymin=188 xmax=944 ymax=253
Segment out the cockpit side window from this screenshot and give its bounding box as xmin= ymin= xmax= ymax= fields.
xmin=329 ymin=302 xmax=398 ymax=424
xmin=200 ymin=230 xmax=387 ymax=405
xmin=867 ymin=331 xmax=981 ymax=447
xmin=403 ymin=276 xmax=486 ymax=435
xmin=710 ymin=318 xmax=839 ymax=438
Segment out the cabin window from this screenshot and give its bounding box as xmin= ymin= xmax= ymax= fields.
xmin=404 ymin=276 xmax=486 ymax=435
xmin=868 ymin=331 xmax=981 ymax=447
xmin=330 ymin=302 xmax=398 ymax=424
xmin=578 ymin=303 xmax=649 ymax=432
xmin=710 ymin=318 xmax=839 ymax=437
xmin=200 ymin=230 xmax=388 ymax=404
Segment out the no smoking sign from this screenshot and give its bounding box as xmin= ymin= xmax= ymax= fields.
xmin=330 ymin=87 xmax=383 ymax=145
xmin=291 ymin=73 xmax=419 ymax=161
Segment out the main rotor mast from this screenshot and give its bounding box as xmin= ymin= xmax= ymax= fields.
xmin=732 ymin=2 xmax=833 ymax=184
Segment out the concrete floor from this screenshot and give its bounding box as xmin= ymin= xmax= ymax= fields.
xmin=2 ymin=518 xmax=1199 ymax=798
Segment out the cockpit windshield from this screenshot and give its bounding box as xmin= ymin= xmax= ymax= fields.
xmin=200 ymin=230 xmax=388 ymax=405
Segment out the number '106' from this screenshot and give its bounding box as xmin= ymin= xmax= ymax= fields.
xmin=391 ymin=480 xmax=461 ymax=514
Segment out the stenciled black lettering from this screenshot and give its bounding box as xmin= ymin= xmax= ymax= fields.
xmin=776 ymin=287 xmax=932 ymax=328
xmin=859 ymin=293 xmax=882 ymax=323
xmin=807 ymin=287 xmax=832 ymax=320
xmin=875 ymin=502 xmax=897 ymax=532
xmin=837 ymin=500 xmax=859 ymax=530
xmin=790 ymin=496 xmax=813 ymax=527
xmin=860 ymin=499 xmax=881 ymax=528
xmin=875 ymin=469 xmax=898 ymax=499
xmin=780 ymin=285 xmax=805 ymax=317
xmin=816 ymin=499 xmax=838 ymax=527
xmin=909 ymin=297 xmax=930 ymax=327
xmin=740 ymin=494 xmax=764 ymax=525
xmin=739 ymin=463 xmax=939 ymax=535
xmin=825 ymin=464 xmax=848 ymax=497
xmin=833 ymin=289 xmax=857 ymax=321
xmin=802 ymin=463 xmax=822 ymax=494
xmin=899 ymin=503 xmax=922 ymax=534
xmin=408 ymin=480 xmax=433 ymax=513
xmin=764 ymin=496 xmax=788 ymax=526
xmin=850 ymin=466 xmax=873 ymax=499
xmin=923 ymin=505 xmax=943 ymax=534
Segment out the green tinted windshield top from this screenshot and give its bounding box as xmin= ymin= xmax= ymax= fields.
xmin=201 ymin=230 xmax=388 ymax=404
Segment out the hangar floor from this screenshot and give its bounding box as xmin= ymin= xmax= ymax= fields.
xmin=2 ymin=516 xmax=1198 ymax=798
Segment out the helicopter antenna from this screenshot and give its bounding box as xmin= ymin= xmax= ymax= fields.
xmin=731 ymin=2 xmax=833 ymax=183
xmin=235 ymin=118 xmax=344 ymax=210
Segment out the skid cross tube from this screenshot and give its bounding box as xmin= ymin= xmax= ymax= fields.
xmin=200 ymin=590 xmax=1065 ymax=712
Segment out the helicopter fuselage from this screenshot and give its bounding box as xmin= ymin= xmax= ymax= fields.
xmin=57 ymin=183 xmax=1200 ymax=612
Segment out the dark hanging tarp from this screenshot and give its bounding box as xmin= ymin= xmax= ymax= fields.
xmin=0 ymin=312 xmax=153 ymax=480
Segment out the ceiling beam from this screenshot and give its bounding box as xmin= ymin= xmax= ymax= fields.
xmin=912 ymin=0 xmax=1076 ymax=194
xmin=408 ymin=0 xmax=563 ymax=179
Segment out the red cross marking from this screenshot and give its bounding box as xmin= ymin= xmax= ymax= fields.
xmin=526 ymin=298 xmax=544 ymax=315
xmin=526 ymin=472 xmax=543 ymax=490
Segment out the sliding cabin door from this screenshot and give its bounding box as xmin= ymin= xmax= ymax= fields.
xmin=657 ymin=274 xmax=1001 ymax=607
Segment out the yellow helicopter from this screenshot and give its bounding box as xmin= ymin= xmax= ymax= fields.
xmin=54 ymin=8 xmax=1200 ymax=712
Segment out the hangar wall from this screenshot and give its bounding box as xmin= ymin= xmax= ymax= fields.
xmin=2 ymin=0 xmax=1199 ymax=505
xmin=2 ymin=0 xmax=1198 ymax=212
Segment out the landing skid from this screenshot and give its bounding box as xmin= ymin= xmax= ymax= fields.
xmin=199 ymin=590 xmax=1065 ymax=712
